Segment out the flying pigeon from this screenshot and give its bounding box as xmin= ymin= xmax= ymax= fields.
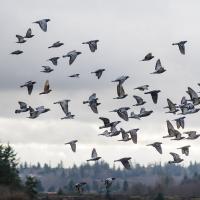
xmin=75 ymin=182 xmax=87 ymax=193
xmin=163 ymin=120 xmax=176 ymax=138
xmin=16 ymin=35 xmax=26 ymax=43
xmin=173 ymin=117 xmax=185 ymax=129
xmin=139 ymin=108 xmax=153 ymax=118
xmin=110 ymin=107 xmax=130 ymax=121
xmin=63 ymin=50 xmax=82 ymax=65
xmin=48 ymin=41 xmax=64 ymax=48
xmin=15 ymin=101 xmax=29 ymax=113
xmin=54 ymin=100 xmax=75 ymax=119
xmin=128 ymin=129 xmax=139 ymax=144
xmin=24 ymin=28 xmax=34 ymax=38
xmin=114 ymin=83 xmax=128 ymax=99
xmin=184 ymin=131 xmax=200 ymax=140
xmin=151 ymin=59 xmax=166 ymax=74
xmin=186 ymin=87 xmax=200 ymax=105
xmin=112 ymin=75 xmax=129 ymax=85
xmin=48 ymin=57 xmax=60 ymax=66
xmin=133 ymin=95 xmax=146 ymax=106
xmin=99 ymin=117 xmax=121 ymax=129
xmin=82 ymin=40 xmax=99 ymax=52
xmin=69 ymin=74 xmax=80 ymax=78
xmin=87 ymin=148 xmax=101 ymax=162
xmin=141 ymin=53 xmax=154 ymax=61
xmin=144 ymin=90 xmax=161 ymax=104
xmin=20 ymin=81 xmax=36 ymax=95
xmin=11 ymin=50 xmax=23 ymax=55
xmin=134 ymin=85 xmax=149 ymax=91
xmin=104 ymin=178 xmax=116 ymax=191
xmin=83 ymin=93 xmax=100 ymax=114
xmin=147 ymin=142 xmax=162 ymax=154
xmin=164 ymin=98 xmax=179 ymax=114
xmin=65 ymin=140 xmax=78 ymax=152
xmin=27 ymin=106 xmax=50 ymax=119
xmin=118 ymin=128 xmax=131 ymax=142
xmin=33 ymin=19 xmax=50 ymax=32
xmin=114 ymin=157 xmax=132 ymax=169
xmin=39 ymin=80 xmax=52 ymax=95
xmin=91 ymin=69 xmax=105 ymax=79
xmin=171 ymin=129 xmax=185 ymax=141
xmin=168 ymin=152 xmax=184 ymax=164
xmin=172 ymin=41 xmax=187 ymax=55
xmin=177 ymin=145 xmax=190 ymax=156
xmin=40 ymin=66 xmax=54 ymax=73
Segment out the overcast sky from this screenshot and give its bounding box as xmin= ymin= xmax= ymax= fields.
xmin=1 ymin=0 xmax=200 ymax=168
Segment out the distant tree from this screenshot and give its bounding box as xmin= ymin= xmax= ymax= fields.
xmin=67 ymin=179 xmax=75 ymax=193
xmin=154 ymin=192 xmax=164 ymax=200
xmin=25 ymin=176 xmax=38 ymax=199
xmin=122 ymin=180 xmax=129 ymax=193
xmin=57 ymin=187 xmax=64 ymax=195
xmin=36 ymin=179 xmax=44 ymax=192
xmin=48 ymin=185 xmax=56 ymax=192
xmin=0 ymin=143 xmax=21 ymax=187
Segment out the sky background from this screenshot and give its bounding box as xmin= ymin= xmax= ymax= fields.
xmin=1 ymin=0 xmax=200 ymax=167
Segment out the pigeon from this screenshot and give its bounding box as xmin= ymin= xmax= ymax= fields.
xmin=114 ymin=83 xmax=128 ymax=99
xmin=24 ymin=28 xmax=34 ymax=38
xmin=69 ymin=74 xmax=80 ymax=78
xmin=91 ymin=69 xmax=105 ymax=79
xmin=141 ymin=53 xmax=154 ymax=61
xmin=139 ymin=108 xmax=153 ymax=118
xmin=109 ymin=126 xmax=121 ymax=137
xmin=33 ymin=19 xmax=50 ymax=32
xmin=168 ymin=152 xmax=184 ymax=164
xmin=128 ymin=129 xmax=139 ymax=144
xmin=112 ymin=75 xmax=129 ymax=85
xmin=110 ymin=107 xmax=130 ymax=121
xmin=129 ymin=111 xmax=141 ymax=120
xmin=114 ymin=157 xmax=132 ymax=169
xmin=147 ymin=142 xmax=162 ymax=154
xmin=83 ymin=93 xmax=100 ymax=114
xmin=134 ymin=85 xmax=149 ymax=91
xmin=27 ymin=106 xmax=50 ymax=119
xmin=63 ymin=50 xmax=82 ymax=65
xmin=65 ymin=140 xmax=78 ymax=152
xmin=177 ymin=145 xmax=191 ymax=156
xmin=20 ymin=81 xmax=36 ymax=95
xmin=173 ymin=117 xmax=185 ymax=129
xmin=11 ymin=50 xmax=23 ymax=55
xmin=118 ymin=128 xmax=131 ymax=142
xmin=164 ymin=98 xmax=179 ymax=114
xmin=82 ymin=40 xmax=99 ymax=52
xmin=144 ymin=90 xmax=161 ymax=104
xmin=75 ymin=182 xmax=87 ymax=193
xmin=16 ymin=35 xmax=26 ymax=43
xmin=15 ymin=101 xmax=29 ymax=113
xmin=151 ymin=59 xmax=166 ymax=74
xmin=104 ymin=178 xmax=116 ymax=190
xmin=40 ymin=66 xmax=54 ymax=73
xmin=171 ymin=129 xmax=185 ymax=141
xmin=39 ymin=80 xmax=52 ymax=95
xmin=163 ymin=120 xmax=176 ymax=138
xmin=54 ymin=100 xmax=75 ymax=119
xmin=172 ymin=41 xmax=187 ymax=55
xmin=98 ymin=130 xmax=110 ymax=137
xmin=48 ymin=57 xmax=60 ymax=66
xmin=186 ymin=87 xmax=200 ymax=105
xmin=184 ymin=131 xmax=200 ymax=140
xmin=48 ymin=41 xmax=64 ymax=48
xmin=180 ymin=105 xmax=200 ymax=115
xmin=99 ymin=117 xmax=121 ymax=129
xmin=133 ymin=95 xmax=146 ymax=106
xmin=87 ymin=148 xmax=101 ymax=162
xmin=35 ymin=106 xmax=50 ymax=114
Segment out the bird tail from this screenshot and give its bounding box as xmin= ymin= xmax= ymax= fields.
xmin=15 ymin=110 xmax=21 ymax=114
xmin=48 ymin=46 xmax=52 ymax=48
xmin=83 ymin=101 xmax=88 ymax=104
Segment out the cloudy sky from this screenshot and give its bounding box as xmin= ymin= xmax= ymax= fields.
xmin=1 ymin=0 xmax=200 ymax=168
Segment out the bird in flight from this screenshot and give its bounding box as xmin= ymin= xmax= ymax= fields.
xmin=82 ymin=40 xmax=99 ymax=52
xmin=172 ymin=41 xmax=187 ymax=55
xmin=33 ymin=19 xmax=50 ymax=32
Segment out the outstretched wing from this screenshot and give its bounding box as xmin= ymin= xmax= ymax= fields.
xmin=18 ymin=101 xmax=27 ymax=109
xmin=44 ymin=80 xmax=50 ymax=92
xmin=117 ymin=83 xmax=125 ymax=97
xmin=92 ymin=148 xmax=98 ymax=158
xmin=70 ymin=142 xmax=76 ymax=152
xmin=155 ymin=59 xmax=162 ymax=71
xmin=121 ymin=159 xmax=131 ymax=169
xmin=99 ymin=117 xmax=110 ymax=126
xmin=60 ymin=100 xmax=69 ymax=115
xmin=170 ymin=152 xmax=180 ymax=161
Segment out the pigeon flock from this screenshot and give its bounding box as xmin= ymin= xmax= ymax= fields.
xmin=12 ymin=18 xmax=199 ymax=193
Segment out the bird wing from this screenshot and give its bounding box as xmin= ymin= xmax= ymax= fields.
xmin=133 ymin=95 xmax=143 ymax=104
xmin=170 ymin=152 xmax=180 ymax=161
xmin=117 ymin=83 xmax=125 ymax=97
xmin=96 ymin=71 xmax=103 ymax=79
xmin=166 ymin=120 xmax=175 ymax=136
xmin=121 ymin=159 xmax=131 ymax=169
xmin=18 ymin=101 xmax=27 ymax=109
xmin=60 ymin=100 xmax=69 ymax=115
xmin=92 ymin=148 xmax=98 ymax=158
xmin=89 ymin=93 xmax=96 ymax=101
xmin=151 ymin=92 xmax=158 ymax=104
xmin=180 ymin=118 xmax=185 ymax=128
xmin=35 ymin=106 xmax=45 ymax=111
xmin=181 ymin=96 xmax=187 ymax=105
xmin=155 ymin=143 xmax=162 ymax=154
xmin=129 ymin=130 xmax=137 ymax=144
xmin=16 ymin=35 xmax=24 ymax=42
xmin=140 ymin=108 xmax=146 ymax=115
xmin=69 ymin=53 xmax=77 ymax=65
xmin=188 ymin=131 xmax=196 ymax=137
xmin=178 ymin=43 xmax=185 ymax=54
xmin=118 ymin=109 xmax=128 ymax=121
xmin=90 ymin=101 xmax=98 ymax=114
xmin=155 ymin=59 xmax=162 ymax=71
xmin=70 ymin=142 xmax=76 ymax=152
xmin=167 ymin=98 xmax=176 ymax=111
xmin=44 ymin=80 xmax=50 ymax=92
xmin=88 ymin=42 xmax=97 ymax=52
xmin=99 ymin=117 xmax=110 ymax=126
xmin=27 ymin=84 xmax=33 ymax=95
xmin=187 ymin=87 xmax=198 ymax=100
xmin=26 ymin=28 xmax=32 ymax=37
xmin=39 ymin=20 xmax=47 ymax=32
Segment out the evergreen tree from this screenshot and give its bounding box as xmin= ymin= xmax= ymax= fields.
xmin=154 ymin=192 xmax=165 ymax=200
xmin=0 ymin=143 xmax=20 ymax=187
xmin=122 ymin=180 xmax=129 ymax=193
xmin=25 ymin=176 xmax=38 ymax=199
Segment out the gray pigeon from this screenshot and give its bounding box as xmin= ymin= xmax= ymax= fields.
xmin=41 ymin=66 xmax=54 ymax=73
xmin=177 ymin=145 xmax=190 ymax=156
xmin=151 ymin=59 xmax=166 ymax=74
xmin=25 ymin=28 xmax=34 ymax=38
xmin=33 ymin=19 xmax=50 ymax=32
xmin=82 ymin=40 xmax=99 ymax=52
xmin=110 ymin=107 xmax=130 ymax=121
xmin=114 ymin=157 xmax=132 ymax=169
xmin=172 ymin=41 xmax=187 ymax=55
xmin=48 ymin=57 xmax=60 ymax=66
xmin=48 ymin=41 xmax=64 ymax=48
xmin=147 ymin=142 xmax=162 ymax=154
xmin=11 ymin=50 xmax=23 ymax=55
xmin=65 ymin=140 xmax=78 ymax=152
xmin=114 ymin=83 xmax=128 ymax=99
xmin=91 ymin=69 xmax=105 ymax=79
xmin=16 ymin=35 xmax=26 ymax=43
xmin=63 ymin=50 xmax=82 ymax=65
xmin=69 ymin=74 xmax=80 ymax=78
xmin=112 ymin=75 xmax=129 ymax=85
xmin=168 ymin=152 xmax=183 ymax=164
xmin=83 ymin=93 xmax=100 ymax=114
xmin=15 ymin=101 xmax=29 ymax=113
xmin=134 ymin=85 xmax=149 ymax=91
xmin=20 ymin=81 xmax=36 ymax=95
xmin=144 ymin=90 xmax=161 ymax=104
xmin=173 ymin=117 xmax=185 ymax=129
xmin=141 ymin=53 xmax=154 ymax=61
xmin=133 ymin=95 xmax=146 ymax=106
xmin=87 ymin=148 xmax=101 ymax=162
